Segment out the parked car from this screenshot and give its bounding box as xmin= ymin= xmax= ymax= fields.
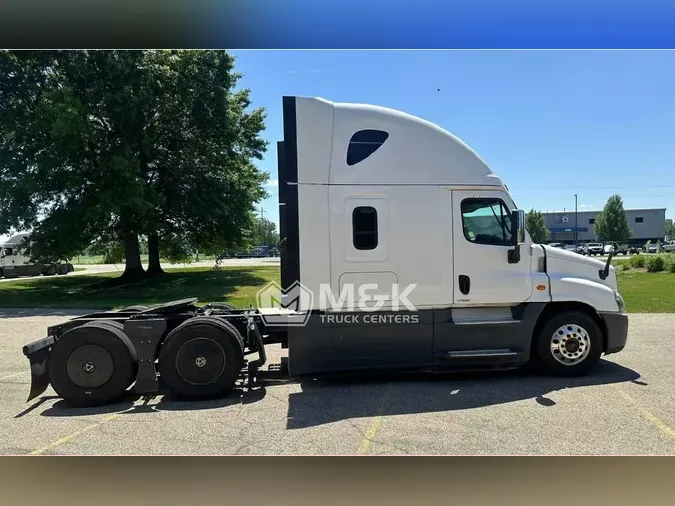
xmin=647 ymin=243 xmax=658 ymax=254
xmin=662 ymin=241 xmax=675 ymax=253
xmin=602 ymin=242 xmax=629 ymax=255
xmin=585 ymin=242 xmax=604 ymax=256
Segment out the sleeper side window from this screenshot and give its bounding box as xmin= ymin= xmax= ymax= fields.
xmin=352 ymin=206 xmax=378 ymax=250
xmin=461 ymin=198 xmax=513 ymax=246
xmin=347 ymin=130 xmax=389 ymax=166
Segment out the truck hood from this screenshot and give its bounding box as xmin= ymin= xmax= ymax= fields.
xmin=542 ymin=245 xmax=618 ymax=291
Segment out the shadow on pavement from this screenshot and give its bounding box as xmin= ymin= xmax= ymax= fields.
xmin=34 ymin=387 xmax=269 ymax=418
xmin=285 ymin=360 xmax=641 ymax=429
xmin=28 ymin=360 xmax=640 ymax=427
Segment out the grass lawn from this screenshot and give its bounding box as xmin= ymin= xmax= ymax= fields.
xmin=617 ymin=270 xmax=675 ymax=313
xmin=0 ymin=266 xmax=280 ymax=310
xmin=0 ymin=264 xmax=673 ymax=313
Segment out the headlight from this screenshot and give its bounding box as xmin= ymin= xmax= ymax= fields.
xmin=614 ymin=291 xmax=626 ymax=313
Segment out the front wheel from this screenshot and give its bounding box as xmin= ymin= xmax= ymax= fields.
xmin=531 ymin=311 xmax=603 ymax=377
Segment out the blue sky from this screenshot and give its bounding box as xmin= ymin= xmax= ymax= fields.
xmin=232 ymin=50 xmax=675 ymax=229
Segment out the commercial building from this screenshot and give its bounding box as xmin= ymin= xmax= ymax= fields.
xmin=542 ymin=208 xmax=666 ymax=246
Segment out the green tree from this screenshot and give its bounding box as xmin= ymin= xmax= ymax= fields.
xmin=666 ymin=218 xmax=674 ymax=239
xmin=525 ymin=209 xmax=550 ymax=244
xmin=250 ymin=215 xmax=279 ymax=248
xmin=0 ymin=50 xmax=268 ymax=281
xmin=594 ymin=194 xmax=632 ymax=243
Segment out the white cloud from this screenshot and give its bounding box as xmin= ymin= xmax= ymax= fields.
xmin=579 ymin=204 xmax=597 ymax=211
xmin=266 ymin=179 xmax=279 ymax=187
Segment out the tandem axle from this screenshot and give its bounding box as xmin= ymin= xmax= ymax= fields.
xmin=23 ymin=298 xmax=287 ymax=407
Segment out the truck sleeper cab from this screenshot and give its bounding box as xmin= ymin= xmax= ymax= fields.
xmin=0 ymin=233 xmax=73 ymax=278
xmin=21 ymin=96 xmax=629 ymax=408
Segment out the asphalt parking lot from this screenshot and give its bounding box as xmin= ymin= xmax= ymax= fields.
xmin=1 ymin=310 xmax=674 ymax=455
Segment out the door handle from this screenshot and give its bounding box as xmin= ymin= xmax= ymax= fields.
xmin=458 ymin=275 xmax=470 ymax=295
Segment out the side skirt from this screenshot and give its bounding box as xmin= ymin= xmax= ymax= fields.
xmin=285 ymin=304 xmax=547 ymax=377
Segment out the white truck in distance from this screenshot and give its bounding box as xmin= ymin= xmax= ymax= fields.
xmin=21 ymin=96 xmax=629 ymax=408
xmin=0 ymin=233 xmax=73 ymax=278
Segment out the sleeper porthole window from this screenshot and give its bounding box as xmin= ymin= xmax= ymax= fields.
xmin=352 ymin=206 xmax=378 ymax=250
xmin=346 ymin=130 xmax=389 ymax=166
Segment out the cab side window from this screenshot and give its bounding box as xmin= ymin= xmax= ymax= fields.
xmin=461 ymin=198 xmax=513 ymax=246
xmin=352 ymin=206 xmax=378 ymax=250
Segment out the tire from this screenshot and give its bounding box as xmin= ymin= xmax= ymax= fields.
xmin=44 ymin=264 xmax=57 ymax=276
xmin=47 ymin=321 xmax=138 ymax=407
xmin=158 ymin=317 xmax=245 ymax=401
xmin=531 ymin=311 xmax=603 ymax=377
xmin=57 ymin=263 xmax=69 ymax=275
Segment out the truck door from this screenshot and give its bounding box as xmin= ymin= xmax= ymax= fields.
xmin=451 ymin=190 xmax=533 ymax=305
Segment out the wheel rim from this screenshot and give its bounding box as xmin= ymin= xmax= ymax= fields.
xmin=66 ymin=344 xmax=115 ymax=388
xmin=175 ymin=338 xmax=226 ymax=385
xmin=550 ymin=324 xmax=591 ymax=366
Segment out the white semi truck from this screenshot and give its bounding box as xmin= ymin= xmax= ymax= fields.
xmin=1 ymin=233 xmax=73 ymax=278
xmin=22 ymin=96 xmax=629 ymax=407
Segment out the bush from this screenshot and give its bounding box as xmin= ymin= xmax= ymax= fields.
xmin=630 ymin=255 xmax=646 ymax=268
xmin=614 ymin=259 xmax=630 ymax=272
xmin=647 ymin=255 xmax=665 ymax=272
xmin=669 ymin=260 xmax=675 ymax=273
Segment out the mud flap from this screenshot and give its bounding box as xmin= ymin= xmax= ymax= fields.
xmin=23 ymin=336 xmax=55 ymax=402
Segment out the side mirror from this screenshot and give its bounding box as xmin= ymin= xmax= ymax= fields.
xmin=508 ymin=209 xmax=526 ymax=264
xmin=511 ymin=209 xmax=526 ymax=246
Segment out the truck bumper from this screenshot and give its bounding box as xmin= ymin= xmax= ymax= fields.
xmin=600 ymin=312 xmax=629 ymax=355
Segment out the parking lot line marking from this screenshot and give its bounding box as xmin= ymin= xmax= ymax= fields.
xmin=357 ymin=384 xmax=392 ymax=455
xmin=0 ymin=370 xmax=29 ymax=381
xmin=617 ymin=388 xmax=675 ymax=440
xmin=28 ymin=412 xmax=123 ymax=455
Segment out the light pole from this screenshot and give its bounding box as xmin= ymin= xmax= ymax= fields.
xmin=574 ymin=194 xmax=578 ymax=249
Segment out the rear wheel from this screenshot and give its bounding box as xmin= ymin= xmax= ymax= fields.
xmin=44 ymin=264 xmax=57 ymax=276
xmin=531 ymin=311 xmax=603 ymax=377
xmin=57 ymin=263 xmax=69 ymax=275
xmin=47 ymin=321 xmax=138 ymax=407
xmin=158 ymin=317 xmax=244 ymax=401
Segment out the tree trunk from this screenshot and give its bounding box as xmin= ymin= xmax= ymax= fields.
xmin=120 ymin=227 xmax=145 ymax=282
xmin=146 ymin=232 xmax=164 ymax=276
